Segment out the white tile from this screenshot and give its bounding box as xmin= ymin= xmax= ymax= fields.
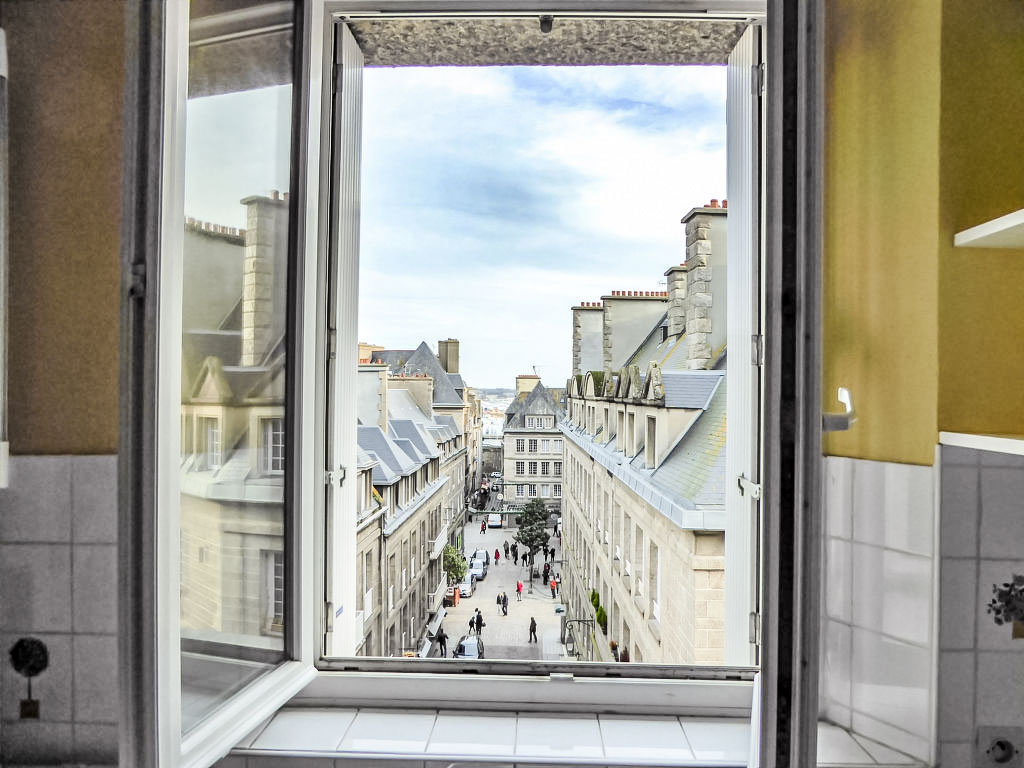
xmin=940 ymin=465 xmax=979 ymax=557
xmin=0 ymin=632 xmax=73 ymax=722
xmin=73 ymin=723 xmax=118 ymax=764
xmin=852 ymin=543 xmax=885 ymax=633
xmin=251 ymin=708 xmax=357 ymax=752
xmin=852 ymin=461 xmax=886 ymax=546
xmin=338 ymin=710 xmax=436 ymax=754
xmin=882 ymin=462 xmax=935 ymax=556
xmin=0 ymin=456 xmax=71 ymax=543
xmin=938 ymin=741 xmax=974 ymax=767
xmin=851 ymin=629 xmax=931 ymax=739
xmin=72 ymin=544 xmax=118 ymax=633
xmin=514 ymin=714 xmax=602 ymax=760
xmin=976 ymin=559 xmax=1024 ymax=650
xmin=816 ymin=723 xmax=873 ymax=765
xmin=73 ymin=634 xmax=119 ymax=723
xmin=849 ymin=711 xmax=929 ymax=763
xmin=850 ymin=732 xmax=919 ymax=764
xmin=823 ymin=621 xmax=852 ymax=710
xmin=825 ymin=457 xmax=853 ymax=540
xmin=677 ymin=717 xmax=750 ymax=764
xmin=0 ymin=544 xmax=72 ymax=632
xmin=427 ymin=712 xmax=516 ymax=757
xmin=940 ymin=558 xmax=976 ymax=649
xmin=826 ymin=538 xmax=852 ymax=622
xmin=71 ymin=455 xmax=118 ymax=544
xmin=880 ymin=549 xmax=933 ymax=646
xmin=977 ymin=650 xmax=1024 ymax=724
xmin=599 ymin=716 xmax=693 ymax=761
xmin=937 ymin=651 xmax=975 ymax=742
xmin=980 ymin=468 xmax=1024 ymax=558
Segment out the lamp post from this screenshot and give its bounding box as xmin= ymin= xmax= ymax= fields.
xmin=564 ymin=618 xmax=595 ymax=661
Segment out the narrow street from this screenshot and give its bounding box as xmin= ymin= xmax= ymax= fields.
xmin=435 ymin=502 xmax=567 ymax=661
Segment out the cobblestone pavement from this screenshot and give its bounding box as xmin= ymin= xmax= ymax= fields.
xmin=435 ymin=516 xmax=566 ymax=661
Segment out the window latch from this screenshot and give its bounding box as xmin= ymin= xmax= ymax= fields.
xmin=737 ymin=474 xmax=761 ymax=500
xmin=326 ymin=466 xmax=347 ymax=487
xmin=822 ymin=386 xmax=857 ymax=432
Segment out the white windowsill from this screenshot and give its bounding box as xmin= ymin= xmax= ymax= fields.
xmin=939 ymin=431 xmax=1024 ymax=456
xmin=953 ymin=208 xmax=1024 ymax=248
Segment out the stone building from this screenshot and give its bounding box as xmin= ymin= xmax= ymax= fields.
xmin=502 ymin=376 xmax=564 ymax=515
xmin=560 ymin=203 xmax=728 ymax=665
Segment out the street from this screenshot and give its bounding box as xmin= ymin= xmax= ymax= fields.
xmin=435 ymin=506 xmax=567 ymax=661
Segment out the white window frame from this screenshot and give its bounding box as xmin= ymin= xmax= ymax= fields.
xmin=553 ymin=483 xmax=562 ymax=498
xmin=528 ymin=484 xmax=538 ymax=497
xmin=260 ymin=416 xmax=286 ymax=474
xmin=515 ymin=460 xmax=525 ymax=475
xmin=516 ymin=438 xmax=525 ymax=452
xmin=528 ymin=438 xmax=538 ymax=452
xmin=528 ymin=461 xmax=537 ymax=475
xmin=516 ymin=484 xmax=525 ymax=498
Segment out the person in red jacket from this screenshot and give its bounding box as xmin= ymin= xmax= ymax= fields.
xmin=494 ymin=548 xmax=500 ymax=565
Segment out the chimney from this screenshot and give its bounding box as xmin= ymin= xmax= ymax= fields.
xmin=437 ymin=338 xmax=460 ymax=374
xmin=240 ymin=193 xmax=289 ymax=366
xmin=681 ymin=204 xmax=728 ymax=369
xmin=663 ymin=262 xmax=689 ymax=338
xmin=572 ymin=302 xmax=604 ymax=375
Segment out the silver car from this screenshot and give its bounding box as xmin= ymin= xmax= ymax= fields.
xmin=452 ymin=634 xmax=484 ymax=659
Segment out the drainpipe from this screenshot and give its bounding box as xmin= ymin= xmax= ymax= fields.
xmin=0 ymin=30 xmax=9 ymax=487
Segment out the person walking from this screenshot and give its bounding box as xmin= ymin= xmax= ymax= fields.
xmin=542 ymin=562 xmax=550 ymax=582
xmin=516 ymin=580 xmax=523 ymax=601
xmin=550 ymin=546 xmax=556 ymax=562
xmin=469 ymin=616 xmax=475 ymax=636
xmin=496 ymin=591 xmax=503 ymax=614
xmin=436 ymin=628 xmax=448 ymax=657
xmin=503 ymin=541 xmax=510 ymax=559
xmin=480 ymin=520 xmax=486 ymax=534
xmin=511 ymin=543 xmax=518 ymax=564
xmin=501 ymin=592 xmax=508 ymax=616
xmin=475 ymin=610 xmax=484 ymax=636
xmin=550 ymin=578 xmax=557 ymax=599
xmin=528 ymin=617 xmax=538 ymax=643
xmin=494 ymin=548 xmax=500 ymax=565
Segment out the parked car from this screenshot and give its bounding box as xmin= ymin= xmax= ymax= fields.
xmin=468 ymin=558 xmax=487 ymax=581
xmin=487 ymin=513 xmax=502 ymax=528
xmin=490 ymin=471 xmax=502 ymax=479
xmin=452 ymin=634 xmax=484 ymax=659
xmin=472 ymin=548 xmax=490 ymax=565
xmin=458 ymin=576 xmax=475 ymax=597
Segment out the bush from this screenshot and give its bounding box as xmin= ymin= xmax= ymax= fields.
xmin=595 ymin=605 xmax=608 ymax=633
xmin=590 ymin=590 xmax=600 ymax=609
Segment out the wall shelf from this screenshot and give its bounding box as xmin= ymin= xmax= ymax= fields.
xmin=953 ymin=208 xmax=1024 ymax=248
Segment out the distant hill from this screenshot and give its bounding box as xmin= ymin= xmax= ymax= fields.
xmin=478 ymin=388 xmax=514 ymax=397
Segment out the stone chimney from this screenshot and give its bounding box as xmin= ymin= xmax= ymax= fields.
xmin=437 ymin=338 xmax=460 ymax=374
xmin=516 ymin=375 xmax=540 ymax=395
xmin=571 ymin=302 xmax=604 ymax=376
xmin=600 ymin=292 xmax=668 ymax=372
xmin=240 ymin=191 xmax=289 ymax=366
xmin=664 ymin=264 xmax=688 ymax=338
xmin=681 ymin=201 xmax=728 ymax=369
xmin=391 ymin=374 xmax=434 ymax=417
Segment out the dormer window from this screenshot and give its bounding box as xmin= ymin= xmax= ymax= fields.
xmin=645 ymin=415 xmax=657 ymax=468
xmin=259 ymin=417 xmax=285 ymax=474
xmin=197 ymin=416 xmax=222 ymax=470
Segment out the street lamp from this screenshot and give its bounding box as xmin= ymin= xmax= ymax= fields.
xmin=564 ymin=618 xmax=595 ymax=661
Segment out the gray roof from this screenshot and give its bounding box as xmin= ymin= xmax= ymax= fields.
xmin=504 ymin=382 xmax=562 ymax=428
xmin=661 ymin=370 xmax=725 ymax=409
xmin=357 ymin=425 xmax=417 ymax=482
xmin=390 ymin=419 xmax=439 ymax=460
xmin=379 ymin=342 xmax=464 ymax=407
xmin=448 ymin=373 xmax=465 ymax=391
xmin=434 ymin=413 xmax=463 ymax=437
xmin=356 ymin=447 xmax=378 ymax=470
xmin=650 ymin=379 xmax=727 ymax=507
xmin=388 ymin=388 xmax=431 ymax=423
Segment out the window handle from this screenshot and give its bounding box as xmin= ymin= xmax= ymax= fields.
xmin=822 ymin=386 xmax=856 ymax=432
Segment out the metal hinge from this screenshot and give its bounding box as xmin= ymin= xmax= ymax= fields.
xmin=128 ymin=263 xmax=146 ymax=299
xmin=326 ymin=601 xmax=334 ymax=633
xmin=327 ymin=328 xmax=337 ymax=360
xmin=737 ymin=474 xmax=762 ymax=500
xmin=749 ymin=611 xmax=761 ymax=644
xmin=751 ymin=334 xmax=764 ymax=366
xmin=325 ymin=466 xmax=347 ymax=487
xmin=752 ymin=62 xmax=766 ymax=96
xmin=332 ymin=61 xmax=340 ymax=94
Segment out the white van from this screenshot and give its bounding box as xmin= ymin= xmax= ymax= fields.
xmin=487 ymin=513 xmax=502 ymax=528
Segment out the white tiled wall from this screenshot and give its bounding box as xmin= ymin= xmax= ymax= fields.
xmin=938 ymin=445 xmax=1024 ymax=762
xmin=821 ymin=456 xmax=937 ymax=763
xmin=0 ymin=455 xmax=118 ymax=765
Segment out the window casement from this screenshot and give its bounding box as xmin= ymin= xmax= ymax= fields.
xmin=515 ymin=438 xmax=525 ymax=452
xmin=197 ymin=415 xmax=222 ymax=470
xmin=262 ymin=550 xmax=285 ymax=636
xmin=528 ymin=461 xmax=537 ymax=475
xmin=528 ymin=484 xmax=538 ymax=497
xmin=528 ymin=438 xmax=538 ymax=452
xmin=527 ymin=416 xmax=536 ymax=427
xmin=515 ymin=460 xmax=525 ymax=475
xmin=541 ymin=438 xmax=550 ymax=452
xmin=540 ymin=483 xmax=549 ymax=497
xmin=553 ymin=438 xmax=562 ymax=452
xmin=553 ymin=461 xmax=562 ymax=476
xmin=644 ymin=415 xmax=657 ymax=468
xmin=541 ymin=461 xmax=550 ymax=476
xmin=260 ymin=416 xmax=286 ymax=474
xmin=553 ymin=484 xmax=562 ymax=498
xmin=516 ymin=484 xmax=525 ymax=498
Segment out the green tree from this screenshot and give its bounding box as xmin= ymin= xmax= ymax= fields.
xmin=442 ymin=544 xmax=467 ymax=585
xmin=513 ymin=499 xmax=550 ymax=584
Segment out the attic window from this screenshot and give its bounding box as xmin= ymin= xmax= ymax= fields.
xmin=645 ymin=415 xmax=657 ymax=468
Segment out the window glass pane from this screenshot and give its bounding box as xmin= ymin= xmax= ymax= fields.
xmin=179 ymin=0 xmax=295 ymax=732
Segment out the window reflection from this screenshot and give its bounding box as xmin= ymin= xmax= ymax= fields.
xmin=179 ymin=0 xmax=294 ymax=732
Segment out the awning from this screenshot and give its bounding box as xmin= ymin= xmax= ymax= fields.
xmin=426 ymin=606 xmax=447 ymax=638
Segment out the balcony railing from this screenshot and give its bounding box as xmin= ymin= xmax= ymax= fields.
xmin=428 ymin=573 xmax=447 ymax=612
xmin=429 ymin=522 xmax=450 ymax=560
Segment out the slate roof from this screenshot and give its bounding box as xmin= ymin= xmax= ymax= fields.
xmin=649 ymin=379 xmax=727 ymax=508
xmin=434 ymin=413 xmax=463 ymax=437
xmin=390 ymin=419 xmax=440 ymax=460
xmin=356 ymin=447 xmax=378 ymax=470
xmin=357 ymin=425 xmax=417 ymax=483
xmin=378 ymin=341 xmax=464 ymax=407
xmin=448 ymin=373 xmax=465 ymax=391
xmin=388 ymin=389 xmax=431 ymax=423
xmin=661 ymin=370 xmax=725 ymax=410
xmin=504 ymin=382 xmax=563 ymax=429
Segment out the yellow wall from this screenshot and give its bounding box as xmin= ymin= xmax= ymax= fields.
xmin=823 ymin=1 xmax=942 ymax=465
xmin=6 ymin=1 xmax=124 ymax=454
xmin=937 ymin=0 xmax=1024 ymax=435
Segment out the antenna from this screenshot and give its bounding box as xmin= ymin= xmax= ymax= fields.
xmin=532 ymin=365 xmax=540 ymax=377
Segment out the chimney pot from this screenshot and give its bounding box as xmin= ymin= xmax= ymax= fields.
xmin=282 ymin=192 xmax=289 ymax=202
xmin=271 ymin=190 xmax=279 ymax=200
xmin=722 ymin=199 xmax=728 ymax=208
xmin=709 ymin=199 xmax=719 ymax=208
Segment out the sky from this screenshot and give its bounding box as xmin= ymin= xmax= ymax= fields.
xmin=184 ymin=65 xmax=727 ymax=390
xmin=361 ymin=66 xmax=726 ymax=388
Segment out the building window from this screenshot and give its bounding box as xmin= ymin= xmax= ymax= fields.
xmin=528 ymin=439 xmax=538 ymax=452
xmin=260 ymin=417 xmax=285 ymax=473
xmin=554 ymin=461 xmax=562 ymax=476
xmin=541 ymin=438 xmax=550 ymax=452
xmin=515 ymin=460 xmax=525 ymax=475
xmin=553 ymin=484 xmax=562 ymax=498
xmin=197 ymin=416 xmax=222 ymax=470
xmin=262 ymin=550 xmax=285 ymax=636
xmin=527 ymin=416 xmax=535 ymax=427
xmin=541 ymin=461 xmax=550 ymax=475
xmin=516 ymin=438 xmax=525 ymax=452
xmin=528 ymin=484 xmax=538 ymax=497
xmin=516 ymin=484 xmax=525 ymax=498
xmin=645 ymin=415 xmax=657 ymax=468
xmin=528 ymin=461 xmax=538 ymax=475
xmin=540 ymin=484 xmax=549 ymax=497
xmin=553 ymin=438 xmax=562 ymax=452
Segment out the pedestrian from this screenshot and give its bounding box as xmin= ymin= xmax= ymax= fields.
xmin=496 ymin=591 xmax=503 ymax=614
xmin=494 ymin=548 xmax=500 ymax=565
xmin=436 ymin=628 xmax=448 ymax=657
xmin=529 ymin=617 xmax=538 ymax=643
xmin=550 ymin=546 xmax=556 ymax=562
xmin=550 ymin=578 xmax=557 ymax=599
xmin=619 ymin=647 xmax=630 ymax=663
xmin=516 ymin=580 xmax=523 ymax=601
xmin=542 ymin=562 xmax=550 ymax=582
xmin=469 ymin=616 xmax=475 ymax=636
xmin=511 ymin=543 xmax=518 ymax=563
xmin=503 ymin=541 xmax=510 ymax=559
xmin=609 ymin=640 xmax=620 ymax=662
xmin=502 ymin=592 xmax=508 ymax=616
xmin=475 ymin=610 xmax=484 ymax=636
xmin=480 ymin=520 xmax=486 ymax=534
